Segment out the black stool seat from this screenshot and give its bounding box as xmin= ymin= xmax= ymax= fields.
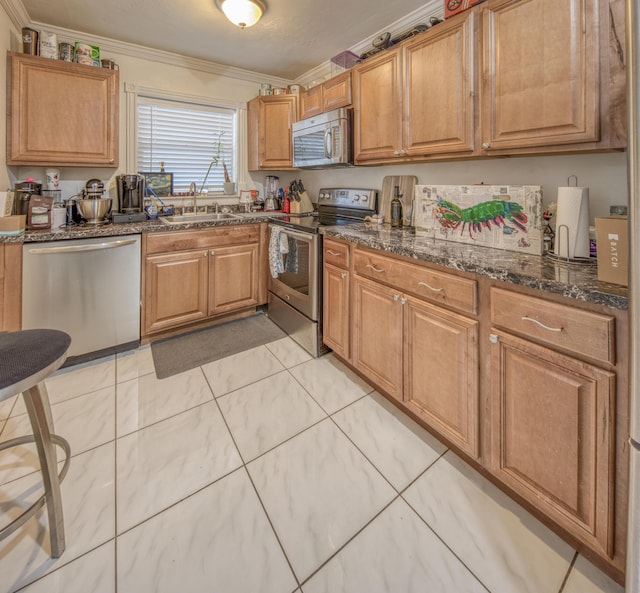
xmin=0 ymin=328 xmax=72 ymax=557
xmin=0 ymin=329 xmax=71 ymax=399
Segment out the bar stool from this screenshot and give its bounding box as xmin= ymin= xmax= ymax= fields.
xmin=0 ymin=329 xmax=72 ymax=557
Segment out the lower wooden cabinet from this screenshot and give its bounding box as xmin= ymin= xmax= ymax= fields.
xmin=322 ymin=262 xmax=350 ymax=360
xmin=142 ymin=225 xmax=262 ymax=337
xmin=208 ymin=244 xmax=258 ymax=315
xmin=404 ymin=296 xmax=479 ymax=457
xmin=351 ymin=272 xmax=480 ymax=457
xmin=489 ymin=328 xmax=616 ymax=557
xmin=0 ymin=242 xmax=22 ymax=331
xmin=352 ymin=275 xmax=404 ymax=399
xmin=144 ymin=249 xmax=209 ymax=334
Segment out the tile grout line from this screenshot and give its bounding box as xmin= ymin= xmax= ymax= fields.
xmin=202 ymin=365 xmax=302 ymax=590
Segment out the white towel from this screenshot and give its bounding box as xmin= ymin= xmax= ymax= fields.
xmin=269 ymin=226 xmax=289 ymax=278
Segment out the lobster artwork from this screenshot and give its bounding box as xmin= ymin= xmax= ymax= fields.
xmin=433 ymin=198 xmax=529 ymax=238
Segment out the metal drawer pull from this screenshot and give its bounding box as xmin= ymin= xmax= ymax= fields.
xmin=418 ymin=281 xmax=444 ymax=293
xmin=366 ymin=264 xmax=385 ymax=273
xmin=326 ymin=250 xmax=342 ymax=256
xmin=522 ymin=316 xmax=564 ymax=333
xmin=340 ymin=272 xmax=347 ymax=279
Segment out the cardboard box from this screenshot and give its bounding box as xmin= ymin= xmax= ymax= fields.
xmin=445 ymin=0 xmax=486 ymax=19
xmin=0 ymin=215 xmax=26 ymax=234
xmin=595 ymin=216 xmax=628 ymax=286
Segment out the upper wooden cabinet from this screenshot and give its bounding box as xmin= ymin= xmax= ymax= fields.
xmin=352 ymin=0 xmax=625 ymax=164
xmin=7 ymin=52 xmax=119 ymax=167
xmin=299 ymin=71 xmax=352 ymax=119
xmin=479 ymin=0 xmax=624 ymax=154
xmin=353 ymin=11 xmax=476 ymax=164
xmin=247 ymin=94 xmax=298 ymax=171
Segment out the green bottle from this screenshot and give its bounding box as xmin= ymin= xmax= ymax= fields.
xmin=390 ymin=186 xmax=403 ymax=228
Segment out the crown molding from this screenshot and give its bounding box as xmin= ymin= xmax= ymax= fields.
xmin=0 ymin=0 xmax=29 ymax=31
xmin=295 ymin=0 xmax=443 ymax=88
xmin=29 ymin=20 xmax=293 ymax=87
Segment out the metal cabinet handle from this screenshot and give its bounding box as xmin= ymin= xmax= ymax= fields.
xmin=400 ymin=296 xmax=407 ymax=305
xmin=482 ymin=142 xmax=491 ymax=150
xmin=327 ymin=250 xmax=342 ymax=256
xmin=489 ymin=333 xmax=499 ymax=344
xmin=366 ymin=264 xmax=385 ymax=273
xmin=521 ymin=316 xmax=564 ymax=333
xmin=393 ymin=294 xmax=400 ymax=302
xmin=418 ymin=281 xmax=444 ymax=293
xmin=340 ymin=272 xmax=348 ymax=279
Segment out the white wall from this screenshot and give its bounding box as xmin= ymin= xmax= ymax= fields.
xmin=261 ymin=151 xmax=628 ymax=223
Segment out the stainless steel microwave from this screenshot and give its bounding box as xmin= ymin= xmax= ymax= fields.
xmin=292 ymin=107 xmax=353 ymax=168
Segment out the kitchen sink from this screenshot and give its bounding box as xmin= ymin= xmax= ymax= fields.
xmin=160 ymin=212 xmax=243 ymax=224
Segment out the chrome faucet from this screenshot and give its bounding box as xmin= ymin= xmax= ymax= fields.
xmin=213 ymin=201 xmax=219 ymax=214
xmin=189 ymin=182 xmax=197 ymax=213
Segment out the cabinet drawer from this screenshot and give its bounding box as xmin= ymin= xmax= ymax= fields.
xmin=145 ymin=224 xmax=259 ymax=255
xmin=354 ymin=249 xmax=477 ymax=315
xmin=490 ymin=287 xmax=615 ymax=364
xmin=323 ymin=239 xmax=350 ymax=269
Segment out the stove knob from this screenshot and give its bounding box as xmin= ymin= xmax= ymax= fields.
xmin=353 ymin=194 xmax=360 ymax=201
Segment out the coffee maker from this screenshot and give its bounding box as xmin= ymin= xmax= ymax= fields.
xmin=113 ymin=174 xmax=147 ymax=223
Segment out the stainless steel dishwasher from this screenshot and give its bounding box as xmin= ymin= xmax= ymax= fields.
xmin=22 ymin=235 xmax=141 ymax=363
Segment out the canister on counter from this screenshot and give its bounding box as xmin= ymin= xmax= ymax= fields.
xmin=22 ymin=28 xmax=39 ymax=55
xmin=59 ymin=42 xmax=75 ymax=62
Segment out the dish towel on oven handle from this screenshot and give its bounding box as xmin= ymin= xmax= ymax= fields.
xmin=269 ymin=226 xmax=288 ymax=278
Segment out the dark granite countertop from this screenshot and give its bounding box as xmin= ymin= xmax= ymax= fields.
xmin=320 ymin=223 xmax=629 ymax=311
xmin=0 ymin=214 xmax=273 ymax=244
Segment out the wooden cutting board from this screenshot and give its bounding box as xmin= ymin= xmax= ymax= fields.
xmin=380 ymin=175 xmax=417 ymax=225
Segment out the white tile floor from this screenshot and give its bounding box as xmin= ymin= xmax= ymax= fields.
xmin=0 ymin=336 xmax=626 ymax=593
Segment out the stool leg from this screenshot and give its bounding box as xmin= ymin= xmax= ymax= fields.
xmin=22 ymin=382 xmax=66 ymax=558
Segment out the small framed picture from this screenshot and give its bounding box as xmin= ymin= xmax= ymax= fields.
xmin=140 ymin=172 xmax=173 ymax=197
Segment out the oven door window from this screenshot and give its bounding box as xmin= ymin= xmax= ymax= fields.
xmin=269 ymin=228 xmax=319 ymax=321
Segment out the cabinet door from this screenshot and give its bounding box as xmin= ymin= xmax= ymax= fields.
xmin=299 ymin=86 xmax=323 ymax=119
xmin=490 ymin=330 xmax=615 ymax=556
xmin=404 ymin=296 xmax=479 ymax=457
xmin=323 ymin=71 xmax=352 ymax=111
xmin=7 ymin=53 xmax=118 ymax=166
xmin=144 ymin=249 xmax=209 ymax=335
xmin=481 ymin=0 xmax=599 ymax=151
xmin=404 ymin=10 xmax=475 ymax=156
xmin=248 ymin=95 xmax=298 ymax=170
xmin=208 ymin=244 xmax=259 ymax=315
xmin=353 ymin=47 xmax=403 ymax=163
xmin=352 ymin=275 xmax=403 ymax=399
xmin=323 ymin=263 xmax=350 ymax=360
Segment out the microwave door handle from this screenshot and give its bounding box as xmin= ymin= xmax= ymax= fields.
xmin=324 ymin=127 xmax=332 ymax=158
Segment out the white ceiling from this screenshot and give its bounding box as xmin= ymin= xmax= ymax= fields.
xmin=20 ymin=0 xmax=442 ymax=80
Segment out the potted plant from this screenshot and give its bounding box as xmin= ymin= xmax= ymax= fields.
xmin=199 ymin=132 xmax=226 ymax=194
xmin=222 ymin=160 xmax=235 ymax=195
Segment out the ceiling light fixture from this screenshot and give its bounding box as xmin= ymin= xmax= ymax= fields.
xmin=215 ymin=0 xmax=266 ymax=28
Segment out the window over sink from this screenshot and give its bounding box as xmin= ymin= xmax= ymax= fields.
xmin=125 ymin=84 xmax=246 ymax=195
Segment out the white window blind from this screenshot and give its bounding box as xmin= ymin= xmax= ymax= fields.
xmin=137 ymin=97 xmax=236 ymax=194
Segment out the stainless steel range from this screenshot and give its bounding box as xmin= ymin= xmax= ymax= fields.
xmin=268 ymin=187 xmax=377 ymax=357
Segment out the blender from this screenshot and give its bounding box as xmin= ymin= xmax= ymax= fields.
xmin=264 ymin=175 xmax=279 ymax=211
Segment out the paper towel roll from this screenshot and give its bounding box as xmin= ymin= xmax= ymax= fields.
xmin=554 ymin=186 xmax=590 ymax=259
